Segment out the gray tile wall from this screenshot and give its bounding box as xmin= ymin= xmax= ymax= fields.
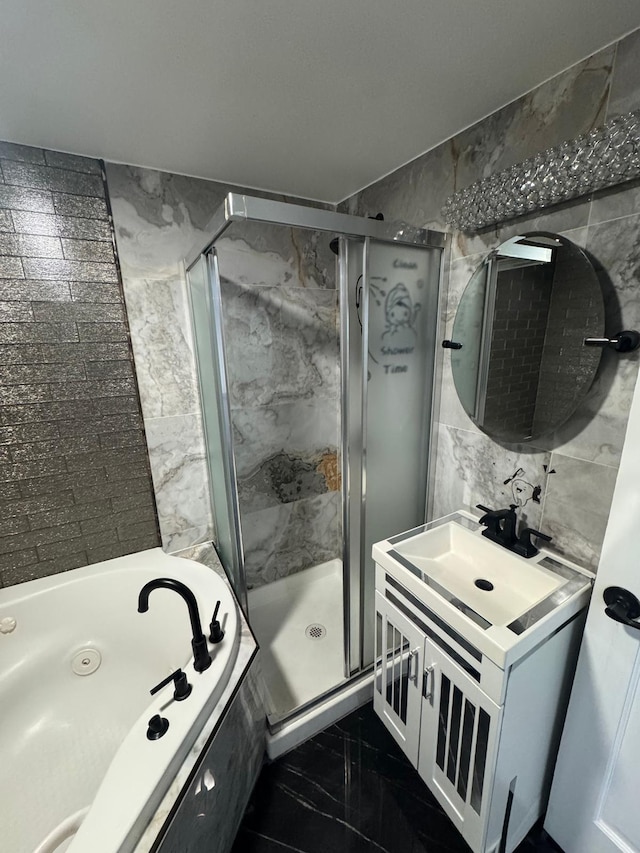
xmin=216 ymin=224 xmax=341 ymax=588
xmin=0 ymin=142 xmax=160 ymax=587
xmin=343 ymin=29 xmax=640 ymax=571
xmin=531 ymin=247 xmax=603 ymax=436
xmin=484 ymin=264 xmax=553 ymax=437
xmin=104 ymin=165 xmax=338 ymax=580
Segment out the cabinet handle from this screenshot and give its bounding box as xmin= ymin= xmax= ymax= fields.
xmin=423 ymin=664 xmax=435 ymax=701
xmin=408 ymin=648 xmax=420 ymax=684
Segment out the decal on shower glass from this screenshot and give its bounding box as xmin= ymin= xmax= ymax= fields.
xmin=361 ymin=239 xmax=438 ymax=664
xmin=365 ymin=248 xmax=427 ymax=378
xmin=355 ymin=251 xmax=427 ymax=376
xmin=380 ymin=283 xmax=421 ymax=375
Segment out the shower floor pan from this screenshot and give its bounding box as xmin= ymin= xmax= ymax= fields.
xmin=248 ymin=559 xmax=345 ymax=724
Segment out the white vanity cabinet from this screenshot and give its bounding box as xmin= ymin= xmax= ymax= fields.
xmin=373 ymin=513 xmax=594 ymax=853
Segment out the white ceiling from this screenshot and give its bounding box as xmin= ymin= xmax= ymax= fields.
xmin=2 ymin=1 xmax=640 ymax=203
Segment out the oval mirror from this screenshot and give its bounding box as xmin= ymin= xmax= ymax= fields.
xmin=450 ymin=232 xmax=605 ymax=443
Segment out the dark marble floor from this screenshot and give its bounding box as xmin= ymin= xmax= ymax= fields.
xmin=232 ymin=704 xmax=563 ymax=853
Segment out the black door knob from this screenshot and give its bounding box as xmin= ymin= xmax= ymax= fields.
xmin=603 ymin=586 xmax=640 ymax=630
xmin=147 ymin=714 xmax=170 ymax=740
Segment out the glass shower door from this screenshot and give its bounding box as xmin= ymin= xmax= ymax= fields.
xmin=187 ymin=252 xmax=246 ymax=610
xmin=342 ymin=237 xmax=441 ymax=670
xmin=212 ymin=220 xmax=345 ymax=725
xmin=186 ymin=193 xmax=445 ymax=726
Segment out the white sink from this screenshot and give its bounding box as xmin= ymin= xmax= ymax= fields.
xmin=373 ymin=511 xmax=594 ymax=667
xmin=394 ymin=521 xmax=565 ymax=626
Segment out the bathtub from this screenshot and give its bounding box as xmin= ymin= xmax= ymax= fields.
xmin=0 ymin=548 xmax=239 ymax=853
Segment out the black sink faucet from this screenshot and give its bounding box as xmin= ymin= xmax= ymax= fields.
xmin=476 ymin=504 xmax=552 ymax=558
xmin=138 ymin=577 xmax=212 ymax=672
xmin=477 ymin=504 xmax=519 ymax=549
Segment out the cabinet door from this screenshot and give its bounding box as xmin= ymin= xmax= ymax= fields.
xmin=418 ymin=638 xmax=502 ymax=853
xmin=373 ymin=591 xmax=425 ymax=765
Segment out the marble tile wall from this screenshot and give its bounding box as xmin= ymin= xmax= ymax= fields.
xmin=104 ymin=165 xmax=230 ymax=553
xmin=105 ymin=167 xmax=340 ymax=584
xmin=216 ymin=224 xmax=340 ymax=588
xmin=342 ymin=28 xmax=640 ymax=571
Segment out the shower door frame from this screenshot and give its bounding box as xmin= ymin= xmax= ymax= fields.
xmin=186 ymin=192 xmax=446 ymax=690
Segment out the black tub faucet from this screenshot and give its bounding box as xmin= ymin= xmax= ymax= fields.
xmin=138 ymin=577 xmax=212 ymax=673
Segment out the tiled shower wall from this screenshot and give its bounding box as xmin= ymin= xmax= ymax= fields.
xmin=343 ymin=28 xmax=640 ymax=570
xmin=216 ymin=225 xmax=340 ymax=588
xmin=0 ymin=143 xmax=159 ymax=587
xmin=104 ymin=166 xmax=339 ymax=583
xmin=103 ymin=166 xmax=237 ymax=555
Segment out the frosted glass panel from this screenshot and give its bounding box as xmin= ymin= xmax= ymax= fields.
xmin=362 ymin=240 xmax=440 ymax=665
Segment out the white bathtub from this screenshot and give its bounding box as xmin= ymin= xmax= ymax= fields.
xmin=0 ymin=548 xmax=239 ymax=853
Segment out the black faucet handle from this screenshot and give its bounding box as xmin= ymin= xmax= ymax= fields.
xmin=522 ymin=527 xmax=552 ymax=543
xmin=150 ymin=668 xmax=192 ymax=701
xmin=515 ymin=527 xmax=552 ymax=558
xmin=476 ymin=504 xmax=517 ymax=519
xmin=476 ymin=504 xmax=495 ymax=515
xmin=209 ymin=600 xmax=225 ymax=644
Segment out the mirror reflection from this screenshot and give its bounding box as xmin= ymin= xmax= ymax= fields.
xmin=451 ymin=233 xmax=605 ymax=443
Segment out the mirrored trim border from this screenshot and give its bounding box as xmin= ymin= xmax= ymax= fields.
xmin=388 ymin=548 xmax=492 ymax=630
xmin=386 ymin=573 xmax=483 ymax=661
xmin=388 ymin=511 xmax=478 ymax=544
xmin=507 ymin=556 xmax=593 ymax=635
xmin=385 ymin=589 xmax=482 ymax=682
xmin=441 ymin=110 xmax=640 ymax=233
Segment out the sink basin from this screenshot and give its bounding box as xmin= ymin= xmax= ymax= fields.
xmin=393 ymin=521 xmax=565 ymax=626
xmin=373 ymin=510 xmax=594 ymax=669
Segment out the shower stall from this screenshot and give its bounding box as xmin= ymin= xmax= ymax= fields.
xmin=186 ymin=194 xmax=444 ymax=731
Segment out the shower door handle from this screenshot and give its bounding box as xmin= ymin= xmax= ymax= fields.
xmin=408 ymin=648 xmax=420 ymax=684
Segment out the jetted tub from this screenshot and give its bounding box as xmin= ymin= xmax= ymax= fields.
xmin=0 ymin=548 xmax=239 ymax=853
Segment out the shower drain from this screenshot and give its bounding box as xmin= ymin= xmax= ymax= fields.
xmin=305 ymin=623 xmax=327 ymax=640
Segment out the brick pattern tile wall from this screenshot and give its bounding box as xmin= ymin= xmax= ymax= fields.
xmin=531 ymin=248 xmax=604 ymax=435
xmin=483 ymin=263 xmax=553 ymax=438
xmin=0 ymin=142 xmax=160 ymax=587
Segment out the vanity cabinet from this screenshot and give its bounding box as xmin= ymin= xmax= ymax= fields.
xmin=374 ymin=590 xmax=425 ymax=764
xmin=373 ymin=547 xmax=590 ymax=853
xmin=417 ymin=637 xmax=502 ymax=847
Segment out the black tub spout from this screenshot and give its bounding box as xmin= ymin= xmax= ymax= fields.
xmin=138 ymin=577 xmax=212 ymax=673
